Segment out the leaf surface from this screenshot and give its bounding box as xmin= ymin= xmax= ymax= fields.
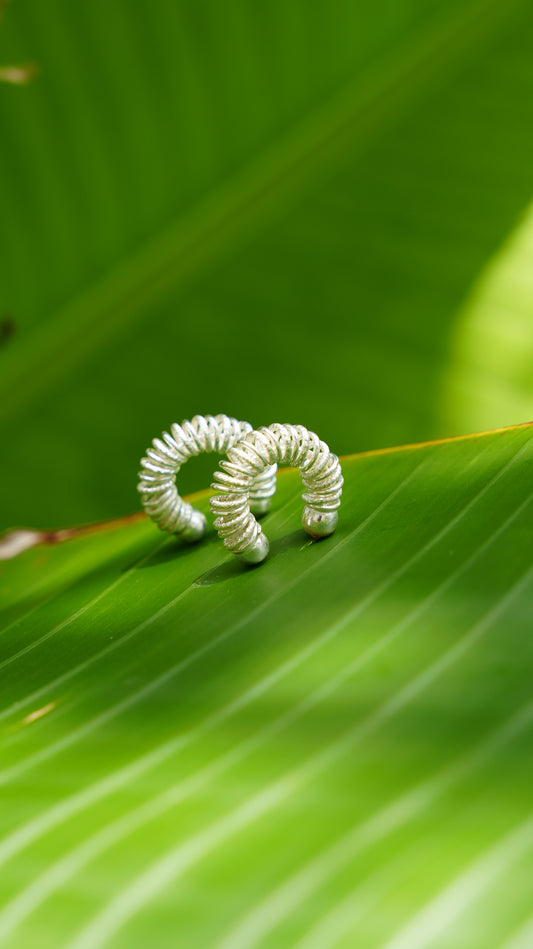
xmin=1 ymin=423 xmax=532 ymax=947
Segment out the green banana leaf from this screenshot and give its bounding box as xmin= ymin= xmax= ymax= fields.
xmin=1 ymin=422 xmax=532 ymax=948
xmin=1 ymin=0 xmax=533 ymax=528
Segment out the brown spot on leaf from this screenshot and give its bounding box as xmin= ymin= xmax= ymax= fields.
xmin=0 ymin=63 xmax=38 ymax=84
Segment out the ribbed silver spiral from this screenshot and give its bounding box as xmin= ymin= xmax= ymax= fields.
xmin=210 ymin=423 xmax=343 ymax=564
xmin=138 ymin=414 xmax=277 ymax=542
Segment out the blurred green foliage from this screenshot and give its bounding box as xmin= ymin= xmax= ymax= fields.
xmin=0 ymin=0 xmax=533 ymax=530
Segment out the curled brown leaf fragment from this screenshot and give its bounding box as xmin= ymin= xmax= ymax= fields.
xmin=0 ymin=512 xmax=147 ymax=560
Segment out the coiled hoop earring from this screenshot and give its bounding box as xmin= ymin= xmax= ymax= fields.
xmin=138 ymin=414 xmax=277 ymax=543
xmin=210 ymin=423 xmax=343 ymax=564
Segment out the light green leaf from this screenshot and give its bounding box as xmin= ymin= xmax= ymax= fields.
xmin=0 ymin=422 xmax=532 ymax=948
xmin=1 ymin=0 xmax=533 ymax=528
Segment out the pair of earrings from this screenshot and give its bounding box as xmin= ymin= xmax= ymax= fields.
xmin=138 ymin=414 xmax=343 ymax=565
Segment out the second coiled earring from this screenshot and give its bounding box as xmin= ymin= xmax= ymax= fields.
xmin=210 ymin=423 xmax=343 ymax=564
xmin=138 ymin=414 xmax=277 ymax=542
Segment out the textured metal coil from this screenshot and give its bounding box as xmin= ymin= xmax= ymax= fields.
xmin=210 ymin=423 xmax=343 ymax=562
xmin=137 ymin=414 xmax=277 ymax=540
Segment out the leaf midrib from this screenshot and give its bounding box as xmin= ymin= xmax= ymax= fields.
xmin=0 ymin=0 xmax=525 ymax=420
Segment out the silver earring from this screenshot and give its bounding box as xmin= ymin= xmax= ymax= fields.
xmin=138 ymin=414 xmax=277 ymax=542
xmin=210 ymin=423 xmax=343 ymax=564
